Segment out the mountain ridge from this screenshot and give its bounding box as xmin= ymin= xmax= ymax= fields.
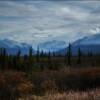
xmin=1 ymin=33 xmax=100 ymax=55
xmin=58 ymin=33 xmax=100 ymax=55
xmin=0 ymin=39 xmax=35 ymax=55
xmin=39 ymin=40 xmax=66 ymax=52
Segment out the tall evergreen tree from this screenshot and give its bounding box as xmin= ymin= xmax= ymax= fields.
xmin=40 ymin=50 xmax=44 ymax=57
xmin=67 ymin=43 xmax=72 ymax=65
xmin=17 ymin=49 xmax=21 ymax=59
xmin=2 ymin=48 xmax=6 ymax=69
xmin=14 ymin=49 xmax=21 ymax=70
xmin=77 ymin=48 xmax=82 ymax=64
xmin=48 ymin=51 xmax=53 ymax=70
xmin=36 ymin=46 xmax=40 ymax=63
xmin=28 ymin=47 xmax=33 ymax=70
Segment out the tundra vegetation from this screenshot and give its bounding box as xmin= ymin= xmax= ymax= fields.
xmin=0 ymin=45 xmax=100 ymax=100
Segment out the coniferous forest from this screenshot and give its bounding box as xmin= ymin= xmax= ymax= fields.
xmin=0 ymin=44 xmax=100 ymax=71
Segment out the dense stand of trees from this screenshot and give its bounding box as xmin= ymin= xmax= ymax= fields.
xmin=0 ymin=43 xmax=100 ymax=71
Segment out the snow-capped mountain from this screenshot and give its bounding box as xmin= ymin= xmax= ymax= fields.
xmin=1 ymin=33 xmax=100 ymax=55
xmin=73 ymin=34 xmax=100 ymax=45
xmin=72 ymin=34 xmax=100 ymax=54
xmin=0 ymin=39 xmax=35 ymax=55
xmin=39 ymin=40 xmax=66 ymax=52
xmin=59 ymin=34 xmax=100 ymax=55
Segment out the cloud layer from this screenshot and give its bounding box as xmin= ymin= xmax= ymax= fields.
xmin=0 ymin=0 xmax=100 ymax=48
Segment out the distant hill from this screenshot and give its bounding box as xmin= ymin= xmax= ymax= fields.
xmin=0 ymin=39 xmax=35 ymax=55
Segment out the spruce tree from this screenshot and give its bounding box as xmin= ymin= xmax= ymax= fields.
xmin=77 ymin=48 xmax=82 ymax=64
xmin=14 ymin=49 xmax=21 ymax=71
xmin=48 ymin=51 xmax=52 ymax=70
xmin=17 ymin=49 xmax=21 ymax=59
xmin=2 ymin=48 xmax=6 ymax=69
xmin=28 ymin=47 xmax=33 ymax=71
xmin=36 ymin=46 xmax=40 ymax=63
xmin=67 ymin=43 xmax=72 ymax=65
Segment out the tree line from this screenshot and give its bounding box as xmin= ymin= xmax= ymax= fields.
xmin=0 ymin=43 xmax=96 ymax=71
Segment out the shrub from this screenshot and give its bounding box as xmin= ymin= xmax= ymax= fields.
xmin=0 ymin=71 xmax=34 ymax=100
xmin=41 ymin=79 xmax=57 ymax=93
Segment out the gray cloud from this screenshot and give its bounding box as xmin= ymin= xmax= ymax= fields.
xmin=0 ymin=0 xmax=100 ymax=49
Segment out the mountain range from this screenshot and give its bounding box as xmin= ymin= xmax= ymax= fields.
xmin=0 ymin=33 xmax=100 ymax=55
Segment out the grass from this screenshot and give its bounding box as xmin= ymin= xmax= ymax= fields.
xmin=20 ymin=88 xmax=100 ymax=100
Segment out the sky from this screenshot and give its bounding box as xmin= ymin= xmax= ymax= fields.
xmin=0 ymin=0 xmax=100 ymax=49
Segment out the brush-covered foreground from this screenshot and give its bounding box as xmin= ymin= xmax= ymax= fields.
xmin=24 ymin=89 xmax=100 ymax=100
xmin=0 ymin=67 xmax=100 ymax=100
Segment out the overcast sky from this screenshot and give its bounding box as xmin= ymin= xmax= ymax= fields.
xmin=0 ymin=0 xmax=100 ymax=48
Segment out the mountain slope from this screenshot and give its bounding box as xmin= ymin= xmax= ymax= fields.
xmin=59 ymin=34 xmax=100 ymax=55
xmin=73 ymin=34 xmax=100 ymax=45
xmin=0 ymin=39 xmax=35 ymax=55
xmin=72 ymin=34 xmax=100 ymax=54
xmin=39 ymin=40 xmax=66 ymax=52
